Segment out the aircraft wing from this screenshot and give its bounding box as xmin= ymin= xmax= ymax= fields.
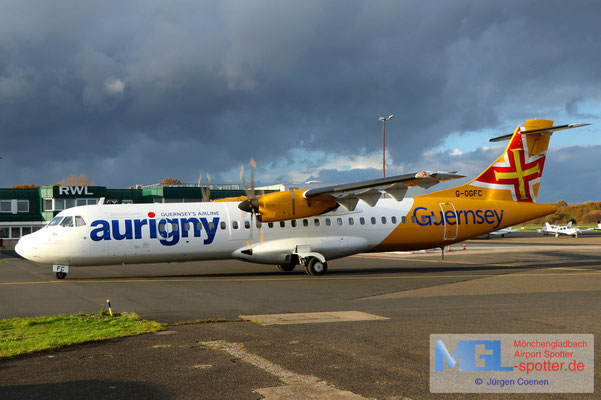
xmin=303 ymin=171 xmax=465 ymax=211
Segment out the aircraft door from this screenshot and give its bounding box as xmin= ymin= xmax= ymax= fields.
xmin=439 ymin=202 xmax=458 ymax=241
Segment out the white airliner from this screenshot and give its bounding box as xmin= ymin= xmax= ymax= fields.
xmin=15 ymin=119 xmax=589 ymax=278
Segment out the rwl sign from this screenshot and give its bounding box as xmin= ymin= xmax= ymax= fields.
xmin=58 ymin=186 xmax=93 ymax=196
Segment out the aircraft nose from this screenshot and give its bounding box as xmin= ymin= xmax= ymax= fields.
xmin=15 ymin=234 xmax=34 ymax=260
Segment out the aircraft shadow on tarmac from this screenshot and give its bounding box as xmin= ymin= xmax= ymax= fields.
xmin=0 ymin=380 xmax=164 ymax=400
xmin=68 ymin=263 xmax=552 ymax=281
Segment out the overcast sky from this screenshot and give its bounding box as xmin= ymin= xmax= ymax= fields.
xmin=1 ymin=1 xmax=600 ymax=203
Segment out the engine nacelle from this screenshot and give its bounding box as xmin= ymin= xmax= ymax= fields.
xmin=257 ymin=189 xmax=337 ymax=222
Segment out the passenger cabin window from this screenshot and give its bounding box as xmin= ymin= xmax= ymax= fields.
xmin=401 ymin=216 xmax=406 ymax=224
xmin=268 ymin=222 xmax=274 ymax=228
xmin=314 ymin=219 xmax=320 ymax=227
xmin=280 ymin=221 xmax=285 ymax=228
xmin=291 ymin=220 xmax=297 ymax=228
xmin=208 ymin=221 xmax=215 ymax=231
xmin=412 ymin=216 xmax=417 ymax=223
xmin=60 ymin=216 xmax=74 ymax=227
xmin=325 ymin=218 xmax=331 ymax=226
xmin=391 ymin=216 xmax=397 ymax=224
xmin=196 ymin=222 xmax=203 ymax=231
xmin=244 ymin=221 xmax=250 ymax=229
xmin=303 ymin=219 xmax=309 ymax=227
xmin=371 ymin=217 xmax=376 ymax=225
xmin=348 ymin=217 xmax=354 ymax=225
xmin=256 ymin=220 xmax=262 ymax=229
xmin=382 ymin=217 xmax=387 ymax=224
xmin=232 ymin=221 xmax=239 ymax=229
xmin=75 ymin=216 xmax=86 ymax=227
xmin=337 ymin=217 xmax=343 ymax=226
xmin=360 ymin=217 xmax=365 ymax=225
xmin=220 ymin=221 xmax=226 ymax=230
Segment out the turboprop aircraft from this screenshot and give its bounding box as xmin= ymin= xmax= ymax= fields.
xmin=16 ymin=119 xmax=589 ymax=279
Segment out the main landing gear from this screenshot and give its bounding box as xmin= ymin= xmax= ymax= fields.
xmin=277 ymin=263 xmax=296 ymax=272
xmin=303 ymin=257 xmax=328 ymax=276
xmin=276 ymin=255 xmax=328 ymax=276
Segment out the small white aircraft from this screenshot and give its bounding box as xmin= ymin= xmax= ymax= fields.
xmin=15 ymin=119 xmax=589 ymax=278
xmin=538 ymin=221 xmax=600 ymax=237
xmin=487 ymin=226 xmax=521 ymax=238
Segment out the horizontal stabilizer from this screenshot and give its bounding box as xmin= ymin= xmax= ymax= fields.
xmin=490 ymin=123 xmax=590 ymax=142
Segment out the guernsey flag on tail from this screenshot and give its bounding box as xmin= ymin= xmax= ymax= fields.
xmin=470 ymin=119 xmax=551 ymax=202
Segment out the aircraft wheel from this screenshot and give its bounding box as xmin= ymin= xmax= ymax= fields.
xmin=56 ymin=272 xmax=67 ymax=279
xmin=277 ymin=263 xmax=296 ymax=272
xmin=305 ymin=257 xmax=327 ymax=276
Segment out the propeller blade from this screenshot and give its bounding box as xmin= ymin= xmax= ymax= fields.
xmin=201 ymin=173 xmax=211 ymax=202
xmin=250 ymin=158 xmax=256 ymax=199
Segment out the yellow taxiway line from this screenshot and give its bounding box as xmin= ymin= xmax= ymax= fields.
xmin=1 ymin=270 xmax=600 ymax=286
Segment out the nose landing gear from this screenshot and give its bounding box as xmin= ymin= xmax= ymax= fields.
xmin=52 ymin=265 xmax=69 ymax=279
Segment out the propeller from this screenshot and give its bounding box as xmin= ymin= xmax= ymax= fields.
xmin=199 ymin=173 xmax=211 ymax=202
xmin=239 ymin=159 xmax=260 ymax=215
xmin=238 ymin=158 xmax=263 ymax=249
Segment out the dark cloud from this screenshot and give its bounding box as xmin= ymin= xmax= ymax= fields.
xmin=1 ymin=0 xmax=600 ymax=202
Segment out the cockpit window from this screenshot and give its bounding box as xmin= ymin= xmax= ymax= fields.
xmin=75 ymin=216 xmax=86 ymax=227
xmin=48 ymin=216 xmax=64 ymax=226
xmin=60 ymin=216 xmax=74 ymax=227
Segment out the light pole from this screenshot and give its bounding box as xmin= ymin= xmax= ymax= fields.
xmin=378 ymin=114 xmax=394 ymax=178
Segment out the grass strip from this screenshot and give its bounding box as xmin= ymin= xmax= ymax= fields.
xmin=0 ymin=312 xmax=165 ymax=359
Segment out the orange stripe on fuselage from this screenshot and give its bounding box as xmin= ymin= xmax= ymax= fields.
xmin=371 ymin=197 xmax=556 ymax=252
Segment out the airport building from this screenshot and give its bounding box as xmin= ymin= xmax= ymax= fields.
xmin=0 ymin=184 xmax=249 ymax=250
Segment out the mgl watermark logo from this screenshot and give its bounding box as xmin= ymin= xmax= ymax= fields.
xmin=435 ymin=339 xmax=513 ymax=371
xmin=430 ymin=334 xmax=593 ymax=393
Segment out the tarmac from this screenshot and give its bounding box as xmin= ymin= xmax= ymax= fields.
xmin=1 ymin=234 xmax=600 ymax=399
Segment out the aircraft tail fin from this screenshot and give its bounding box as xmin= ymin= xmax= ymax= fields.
xmin=429 ymin=119 xmax=588 ymax=203
xmin=469 ymin=119 xmax=555 ymax=202
xmin=545 ymin=222 xmax=551 ymax=229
